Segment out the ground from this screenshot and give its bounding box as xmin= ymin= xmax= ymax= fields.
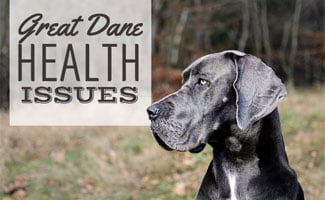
xmin=0 ymin=87 xmax=324 ymax=200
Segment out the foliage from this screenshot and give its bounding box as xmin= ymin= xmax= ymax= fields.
xmin=152 ymin=0 xmax=324 ymax=86
xmin=0 ymin=0 xmax=324 ymax=108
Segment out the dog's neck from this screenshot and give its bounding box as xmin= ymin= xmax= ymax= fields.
xmin=199 ymin=109 xmax=297 ymax=200
xmin=208 ymin=109 xmax=289 ymax=167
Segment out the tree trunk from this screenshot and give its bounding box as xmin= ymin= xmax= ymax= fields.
xmin=238 ymin=0 xmax=250 ymax=51
xmin=170 ymin=8 xmax=189 ymax=66
xmin=0 ymin=0 xmax=9 ymax=108
xmin=288 ymin=0 xmax=302 ymax=87
xmin=152 ymin=0 xmax=165 ymax=54
xmin=261 ymin=0 xmax=272 ymax=64
xmin=250 ymin=0 xmax=262 ymax=54
xmin=0 ymin=0 xmax=8 ymax=52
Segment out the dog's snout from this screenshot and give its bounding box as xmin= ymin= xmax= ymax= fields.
xmin=147 ymin=104 xmax=160 ymax=120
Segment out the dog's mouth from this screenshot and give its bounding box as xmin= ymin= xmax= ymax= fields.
xmin=189 ymin=143 xmax=206 ymax=153
xmin=150 ymin=119 xmax=206 ymax=153
xmin=152 ymin=131 xmax=206 ymax=153
xmin=152 ymin=132 xmax=173 ymax=151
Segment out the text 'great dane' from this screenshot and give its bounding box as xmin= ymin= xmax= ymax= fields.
xmin=147 ymin=50 xmax=304 ymax=200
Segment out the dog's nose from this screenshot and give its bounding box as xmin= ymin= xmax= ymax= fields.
xmin=147 ymin=104 xmax=160 ymax=120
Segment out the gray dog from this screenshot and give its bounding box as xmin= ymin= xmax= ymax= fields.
xmin=147 ymin=50 xmax=304 ymax=200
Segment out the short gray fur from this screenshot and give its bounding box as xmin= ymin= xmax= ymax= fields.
xmin=147 ymin=50 xmax=304 ymax=200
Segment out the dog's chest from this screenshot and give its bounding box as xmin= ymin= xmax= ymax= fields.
xmin=224 ymin=168 xmax=238 ymax=200
xmin=220 ymin=158 xmax=260 ymax=200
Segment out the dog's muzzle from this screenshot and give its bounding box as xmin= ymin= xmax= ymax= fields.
xmin=147 ymin=104 xmax=206 ymax=153
xmin=147 ymin=104 xmax=160 ymax=120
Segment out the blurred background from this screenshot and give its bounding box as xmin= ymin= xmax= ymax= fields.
xmin=0 ymin=0 xmax=324 ymax=199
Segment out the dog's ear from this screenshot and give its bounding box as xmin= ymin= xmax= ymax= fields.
xmin=223 ymin=50 xmax=287 ymax=130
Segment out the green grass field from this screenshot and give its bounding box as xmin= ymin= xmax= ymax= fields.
xmin=1 ymin=88 xmax=324 ymax=200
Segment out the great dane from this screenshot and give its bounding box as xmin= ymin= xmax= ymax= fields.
xmin=147 ymin=50 xmax=304 ymax=200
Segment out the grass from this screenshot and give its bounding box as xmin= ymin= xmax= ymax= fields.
xmin=0 ymin=87 xmax=324 ymax=200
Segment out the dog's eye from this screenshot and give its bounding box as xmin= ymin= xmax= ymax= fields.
xmin=199 ymin=78 xmax=209 ymax=86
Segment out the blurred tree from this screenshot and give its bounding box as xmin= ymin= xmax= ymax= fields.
xmin=288 ymin=0 xmax=302 ymax=87
xmin=152 ymin=0 xmax=324 ymax=87
xmin=0 ymin=0 xmax=9 ymax=109
xmin=0 ymin=0 xmax=323 ymax=108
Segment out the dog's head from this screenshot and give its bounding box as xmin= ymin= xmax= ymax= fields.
xmin=147 ymin=50 xmax=286 ymax=153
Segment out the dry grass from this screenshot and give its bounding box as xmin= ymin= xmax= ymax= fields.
xmin=0 ymin=87 xmax=324 ymax=200
xmin=278 ymin=87 xmax=325 ymax=199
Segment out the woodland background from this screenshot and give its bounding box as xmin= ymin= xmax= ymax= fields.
xmin=0 ymin=0 xmax=325 ymax=106
xmin=0 ymin=0 xmax=324 ymax=200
